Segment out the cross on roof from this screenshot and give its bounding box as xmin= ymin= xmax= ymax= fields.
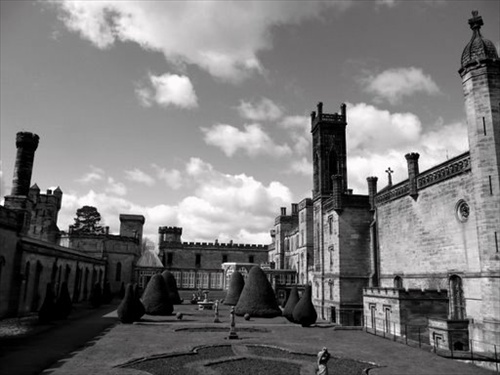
xmin=385 ymin=167 xmax=394 ymax=186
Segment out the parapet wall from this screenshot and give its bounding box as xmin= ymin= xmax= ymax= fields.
xmin=364 ymin=287 xmax=448 ymax=300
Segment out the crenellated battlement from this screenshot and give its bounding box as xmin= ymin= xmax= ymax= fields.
xmin=158 ymin=226 xmax=182 ymax=234
xmin=311 ymin=102 xmax=347 ymax=131
xmin=160 ymin=240 xmax=268 ymax=250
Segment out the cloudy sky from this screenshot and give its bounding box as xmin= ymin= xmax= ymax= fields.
xmin=1 ymin=1 xmax=499 ymax=246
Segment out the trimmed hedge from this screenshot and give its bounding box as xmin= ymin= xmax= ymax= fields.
xmin=283 ymin=286 xmax=299 ymax=323
xmin=235 ymin=266 xmax=281 ymax=318
xmin=89 ymin=282 xmax=102 ymax=308
xmin=223 ymin=271 xmax=245 ymax=306
xmin=161 ymin=270 xmax=182 ymax=304
xmin=292 ymin=285 xmax=317 ymax=327
xmin=141 ymin=274 xmax=173 ymax=315
xmin=55 ymin=282 xmax=72 ymax=319
xmin=38 ymin=283 xmax=56 ymax=323
xmin=117 ymin=283 xmax=145 ymax=323
xmin=102 ymin=281 xmax=112 ymax=304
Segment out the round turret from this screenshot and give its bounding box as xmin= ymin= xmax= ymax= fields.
xmin=460 ymin=11 xmax=499 ymax=70
xmin=11 ymin=132 xmax=40 ymax=196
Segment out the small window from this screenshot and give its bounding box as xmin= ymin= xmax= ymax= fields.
xmin=195 ymin=254 xmax=201 ymax=267
xmin=167 ymin=252 xmax=173 ymax=266
xmin=222 ymin=255 xmax=228 ymax=263
xmin=249 ymin=255 xmax=254 ymax=263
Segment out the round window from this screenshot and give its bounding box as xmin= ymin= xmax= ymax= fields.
xmin=456 ymin=200 xmax=470 ymax=222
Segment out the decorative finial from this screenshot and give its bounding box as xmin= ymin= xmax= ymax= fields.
xmin=468 ymin=10 xmax=483 ymax=31
xmin=385 ymin=167 xmax=394 ymax=186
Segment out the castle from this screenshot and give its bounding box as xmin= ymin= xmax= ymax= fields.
xmin=0 ymin=132 xmax=145 ymax=319
xmin=270 ymin=11 xmax=499 ymax=351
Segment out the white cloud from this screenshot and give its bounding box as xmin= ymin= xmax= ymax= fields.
xmin=153 ymin=164 xmax=183 ymax=190
xmin=375 ymin=0 xmax=397 ymax=8
xmin=279 ymin=115 xmax=310 ymax=155
xmin=136 ymin=73 xmax=198 ymax=109
xmin=288 ymin=157 xmax=313 ymax=176
xmin=125 ymin=168 xmax=155 ymax=186
xmin=362 ymin=67 xmax=440 ymax=104
xmin=341 ymin=103 xmax=468 ymax=194
xmin=77 ymin=165 xmax=105 ymax=183
xmin=104 ymin=177 xmax=127 ymax=196
xmin=201 ymin=123 xmax=292 ymax=158
xmin=237 ymin=98 xmax=283 ymax=121
xmin=50 ymin=1 xmax=352 ymax=82
xmin=58 ymin=157 xmax=293 ymax=245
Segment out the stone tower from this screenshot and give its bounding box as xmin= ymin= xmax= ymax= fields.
xmin=459 ymin=11 xmax=500 ymax=344
xmin=119 ymin=214 xmax=145 ymax=246
xmin=158 ymin=226 xmax=183 ymax=244
xmin=11 ymin=132 xmax=40 ymax=196
xmin=311 ymin=102 xmax=348 ymax=198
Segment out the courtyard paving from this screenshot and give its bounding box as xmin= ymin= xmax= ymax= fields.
xmin=38 ymin=302 xmax=495 ymax=375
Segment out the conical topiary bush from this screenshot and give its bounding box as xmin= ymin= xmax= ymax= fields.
xmin=141 ymin=274 xmax=173 ymax=315
xmin=117 ymin=283 xmax=144 ymax=323
xmin=133 ymin=283 xmax=145 ymax=319
xmin=55 ymin=282 xmax=72 ymax=319
xmin=39 ymin=283 xmax=56 ymax=323
xmin=283 ymin=286 xmax=300 ymax=323
xmin=118 ymin=282 xmax=125 ymax=299
xmin=102 ymin=281 xmax=112 ymax=304
xmin=235 ymin=266 xmax=281 ymax=318
xmin=224 ymin=271 xmax=245 ymax=306
xmin=89 ymin=282 xmax=102 ymax=308
xmin=292 ymin=284 xmax=317 ymax=327
xmin=161 ymin=270 xmax=182 ymax=304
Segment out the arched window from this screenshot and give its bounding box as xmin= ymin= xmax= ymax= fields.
xmin=394 ymin=276 xmax=403 ymax=289
xmin=449 ymin=275 xmax=465 ymax=320
xmin=115 ymin=262 xmax=122 ymax=282
xmin=65 ymin=265 xmax=71 ymax=284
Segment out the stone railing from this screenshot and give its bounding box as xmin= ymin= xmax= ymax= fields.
xmin=375 ymin=182 xmax=410 ymax=205
xmin=417 ymin=152 xmax=471 ymax=189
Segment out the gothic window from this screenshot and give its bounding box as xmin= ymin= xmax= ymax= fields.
xmin=248 ymin=255 xmax=254 ymax=263
xmin=449 ymin=275 xmax=466 ymax=320
xmin=195 ymin=254 xmax=201 ymax=267
xmin=222 ymin=254 xmax=228 ymax=263
xmin=328 ymin=215 xmax=333 ymax=234
xmin=65 ymin=265 xmax=71 ymax=283
xmin=32 ymin=262 xmax=43 ymax=311
xmin=394 ymin=276 xmax=403 ymax=289
xmin=115 ymin=262 xmax=122 ymax=282
xmin=166 ymin=252 xmax=173 ymax=266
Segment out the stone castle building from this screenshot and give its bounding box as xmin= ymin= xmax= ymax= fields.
xmin=0 ymin=132 xmax=144 ymax=319
xmin=154 ymin=226 xmax=269 ymax=292
xmin=271 ymin=12 xmax=499 ymax=351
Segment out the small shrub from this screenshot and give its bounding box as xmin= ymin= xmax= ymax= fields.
xmin=161 ymin=270 xmax=182 ymax=304
xmin=89 ymin=282 xmax=102 ymax=308
xmin=117 ymin=284 xmax=140 ymax=324
xmin=224 ymin=271 xmax=245 ymax=306
xmin=102 ymin=281 xmax=112 ymax=304
xmin=292 ymin=285 xmax=317 ymax=327
xmin=244 ymin=313 xmax=251 ymax=321
xmin=55 ymin=282 xmax=72 ymax=319
xmin=38 ymin=283 xmax=56 ymax=323
xmin=176 ymin=312 xmax=183 ymax=320
xmin=283 ymin=286 xmax=300 ymax=323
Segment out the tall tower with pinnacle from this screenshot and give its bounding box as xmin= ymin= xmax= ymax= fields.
xmin=311 ymin=102 xmax=348 ymax=199
xmin=459 ymin=11 xmax=500 ymax=344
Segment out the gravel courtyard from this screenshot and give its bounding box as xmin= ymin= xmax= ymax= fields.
xmin=34 ymin=302 xmax=496 ymax=375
